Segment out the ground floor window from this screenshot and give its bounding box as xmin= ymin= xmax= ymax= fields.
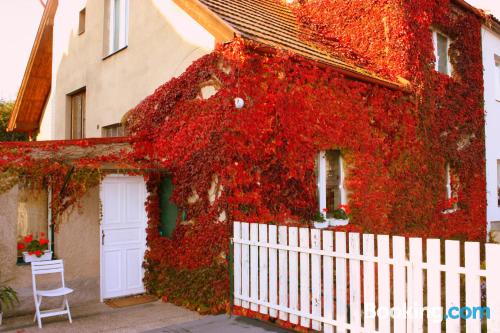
xmin=317 ymin=150 xmax=347 ymax=219
xmin=16 ymin=185 xmax=52 ymax=261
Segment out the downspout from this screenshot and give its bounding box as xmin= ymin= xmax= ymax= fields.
xmin=47 ymin=186 xmax=53 ymax=252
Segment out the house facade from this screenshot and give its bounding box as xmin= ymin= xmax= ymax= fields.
xmin=482 ymin=18 xmax=500 ymax=234
xmin=0 ymin=0 xmax=493 ymax=319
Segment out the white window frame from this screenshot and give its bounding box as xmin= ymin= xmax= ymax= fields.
xmin=495 ymin=56 xmax=500 ymax=102
xmin=108 ymin=0 xmax=129 ymax=55
xmin=443 ymin=162 xmax=458 ymax=214
xmin=317 ymin=151 xmax=348 ymax=224
xmin=497 ymin=160 xmax=500 ymax=207
xmin=432 ymin=30 xmax=452 ymax=76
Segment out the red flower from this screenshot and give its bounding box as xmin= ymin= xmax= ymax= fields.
xmin=17 ymin=242 xmax=25 ymax=251
xmin=322 ymin=208 xmax=328 ymax=213
xmin=339 ymin=204 xmax=351 ymax=215
xmin=34 ymin=250 xmax=42 ymax=257
xmin=39 ymin=238 xmax=49 ymax=246
xmin=40 ymin=232 xmax=46 ymax=237
xmin=28 ymin=251 xmax=34 ymax=256
xmin=24 ymin=234 xmax=33 ymax=244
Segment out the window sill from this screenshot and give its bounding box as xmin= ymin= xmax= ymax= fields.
xmin=442 ymin=208 xmax=459 ymax=215
xmin=102 ymin=46 xmax=128 ymax=60
xmin=313 ymin=218 xmax=349 ymax=229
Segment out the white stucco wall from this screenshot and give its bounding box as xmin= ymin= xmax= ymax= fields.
xmin=38 ymin=0 xmax=215 ymax=140
xmin=482 ymin=26 xmax=500 ymax=228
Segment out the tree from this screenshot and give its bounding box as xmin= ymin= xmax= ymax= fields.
xmin=0 ymin=101 xmax=28 ymax=142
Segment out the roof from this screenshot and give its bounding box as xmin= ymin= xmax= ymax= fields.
xmin=176 ymin=0 xmax=402 ymax=89
xmin=453 ymin=0 xmax=500 ymax=35
xmin=7 ymin=0 xmax=58 ymax=133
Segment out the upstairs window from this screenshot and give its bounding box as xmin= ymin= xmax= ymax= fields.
xmin=78 ymin=8 xmax=86 ymax=35
xmin=108 ymin=0 xmax=129 ymax=55
xmin=102 ymin=123 xmax=126 ymax=137
xmin=69 ymin=89 xmax=86 ymax=139
xmin=497 ymin=160 xmax=500 ymax=206
xmin=317 ymin=150 xmax=348 ymax=221
xmin=495 ymin=56 xmax=500 ymax=101
xmin=433 ymin=30 xmax=451 ymax=76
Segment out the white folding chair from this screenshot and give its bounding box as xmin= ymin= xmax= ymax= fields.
xmin=31 ymin=260 xmax=73 ymax=328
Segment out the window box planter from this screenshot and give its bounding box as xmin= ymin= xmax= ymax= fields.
xmin=22 ymin=250 xmax=53 ymax=263
xmin=329 ymin=218 xmax=349 ymax=227
xmin=313 ymin=221 xmax=330 ymax=229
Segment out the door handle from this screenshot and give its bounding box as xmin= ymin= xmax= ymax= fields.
xmin=102 ymin=230 xmax=105 ymax=246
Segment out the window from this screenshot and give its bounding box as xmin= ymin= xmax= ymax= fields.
xmin=102 ymin=123 xmax=126 ymax=137
xmin=16 ymin=185 xmax=52 ymax=262
xmin=433 ymin=30 xmax=451 ymax=75
xmin=497 ymin=160 xmax=500 ymax=206
xmin=70 ymin=90 xmax=86 ymax=139
xmin=78 ymin=8 xmax=86 ymax=35
xmin=317 ymin=150 xmax=347 ymax=220
xmin=495 ymin=56 xmax=500 ymax=102
xmin=107 ymin=0 xmax=129 ymax=55
xmin=444 ymin=163 xmax=458 ymax=212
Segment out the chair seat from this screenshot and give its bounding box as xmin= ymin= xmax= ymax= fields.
xmin=36 ymin=287 xmax=73 ymax=297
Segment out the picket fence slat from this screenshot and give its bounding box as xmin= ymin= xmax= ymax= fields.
xmin=362 ymin=234 xmax=376 ymax=332
xmin=393 ymin=236 xmax=406 ymax=333
xmin=288 ymin=227 xmax=299 ymax=324
xmin=409 ymin=237 xmax=423 ymax=333
xmin=427 ymin=239 xmax=442 ymax=333
xmin=232 ymin=223 xmax=499 ymax=333
xmin=377 ymin=235 xmax=391 ymax=333
xmin=258 ymin=224 xmax=269 ymax=315
xmin=278 ymin=226 xmax=288 ymax=321
xmin=241 ymin=222 xmax=250 ymax=309
xmin=445 ymin=240 xmax=460 ymax=333
xmin=465 ymin=242 xmax=481 ymax=333
xmin=336 ymin=232 xmax=347 ymax=333
xmin=233 ymin=222 xmax=242 ymax=307
xmin=311 ymin=229 xmax=322 ymax=331
xmin=486 ymin=243 xmax=500 ymax=333
xmin=299 ymin=228 xmax=310 ymax=328
xmin=323 ymin=231 xmax=334 ymax=333
xmin=349 ymin=233 xmax=361 ymax=333
xmin=250 ymin=223 xmax=259 ymax=312
xmin=268 ymin=225 xmax=278 ymax=318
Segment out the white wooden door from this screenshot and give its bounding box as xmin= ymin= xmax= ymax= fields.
xmin=100 ymin=175 xmax=147 ymax=299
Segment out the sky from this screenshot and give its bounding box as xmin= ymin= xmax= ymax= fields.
xmin=0 ymin=0 xmax=43 ymax=101
xmin=0 ymin=0 xmax=499 ymax=102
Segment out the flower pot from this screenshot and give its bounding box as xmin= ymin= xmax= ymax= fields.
xmin=329 ymin=218 xmax=349 ymax=227
xmin=22 ymin=250 xmax=53 ymax=263
xmin=313 ymin=221 xmax=330 ymax=229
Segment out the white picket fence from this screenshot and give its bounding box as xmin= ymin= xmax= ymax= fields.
xmin=232 ymin=222 xmax=500 ymax=333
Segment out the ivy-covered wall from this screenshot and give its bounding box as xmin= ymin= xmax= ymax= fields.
xmin=0 ymin=0 xmax=486 ymax=317
xmin=127 ymin=0 xmax=485 ymax=314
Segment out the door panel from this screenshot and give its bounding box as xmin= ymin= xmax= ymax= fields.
xmin=101 ymin=176 xmax=147 ymax=299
